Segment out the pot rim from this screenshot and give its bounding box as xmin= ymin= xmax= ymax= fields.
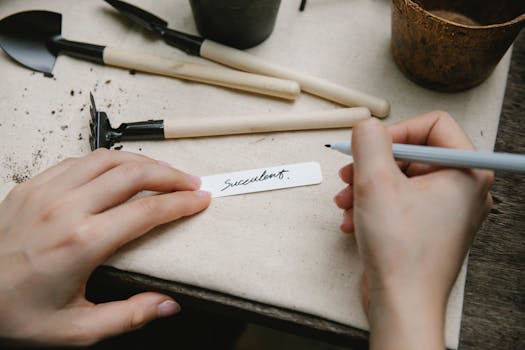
xmin=399 ymin=0 xmax=525 ymax=30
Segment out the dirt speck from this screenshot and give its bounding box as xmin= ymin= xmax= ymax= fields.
xmin=251 ymin=137 xmax=266 ymax=144
xmin=114 ymin=145 xmax=123 ymax=150
xmin=11 ymin=173 xmax=30 ymax=184
xmin=32 ymin=150 xmax=43 ymax=167
xmin=2 ymin=156 xmax=35 ymax=184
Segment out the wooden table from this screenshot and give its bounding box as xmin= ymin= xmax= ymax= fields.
xmin=86 ymin=32 xmax=525 ymax=350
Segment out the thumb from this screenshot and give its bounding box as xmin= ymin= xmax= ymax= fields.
xmin=59 ymin=293 xmax=180 ymax=346
xmin=352 ymin=118 xmax=400 ymax=181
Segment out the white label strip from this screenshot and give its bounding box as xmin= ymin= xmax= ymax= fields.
xmin=200 ymin=162 xmax=322 ymax=198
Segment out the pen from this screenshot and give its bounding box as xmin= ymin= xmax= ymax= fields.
xmin=325 ymin=141 xmax=525 ymax=173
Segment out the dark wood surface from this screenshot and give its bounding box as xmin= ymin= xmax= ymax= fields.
xmin=458 ymin=31 xmax=525 ymax=350
xmin=87 ymin=32 xmax=525 ymax=350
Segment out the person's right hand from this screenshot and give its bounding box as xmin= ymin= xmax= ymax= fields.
xmin=0 ymin=149 xmax=211 ymax=347
xmin=334 ymin=112 xmax=493 ymax=350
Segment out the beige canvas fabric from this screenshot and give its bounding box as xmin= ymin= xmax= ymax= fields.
xmin=0 ymin=1 xmax=511 ymax=348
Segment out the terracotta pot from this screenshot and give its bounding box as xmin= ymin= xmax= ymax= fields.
xmin=189 ymin=0 xmax=281 ymax=49
xmin=391 ymin=0 xmax=525 ymax=91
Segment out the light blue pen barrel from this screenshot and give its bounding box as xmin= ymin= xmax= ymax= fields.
xmin=326 ymin=141 xmax=525 ymax=173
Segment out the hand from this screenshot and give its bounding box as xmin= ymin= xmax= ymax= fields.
xmin=334 ymin=112 xmax=493 ymax=350
xmin=0 ymin=149 xmax=211 ymax=347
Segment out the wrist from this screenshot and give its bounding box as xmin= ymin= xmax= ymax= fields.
xmin=366 ymin=284 xmax=447 ymax=350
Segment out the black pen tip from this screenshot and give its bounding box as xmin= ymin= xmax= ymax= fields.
xmin=299 ymin=0 xmax=307 ymax=11
xmin=324 ymin=144 xmax=331 ymax=148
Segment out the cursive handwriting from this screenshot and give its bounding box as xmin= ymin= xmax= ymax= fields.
xmin=220 ymin=169 xmax=290 ymax=192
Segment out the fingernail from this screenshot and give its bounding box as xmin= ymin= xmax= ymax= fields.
xmin=158 ymin=300 xmax=180 ymax=317
xmin=196 ymin=190 xmax=211 ymax=197
xmin=191 ymin=176 xmax=202 ymax=188
xmin=158 ymin=160 xmax=172 ymax=168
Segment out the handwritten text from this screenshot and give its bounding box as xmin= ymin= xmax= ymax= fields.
xmin=220 ymin=169 xmax=290 ymax=192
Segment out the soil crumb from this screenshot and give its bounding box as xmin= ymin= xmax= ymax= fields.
xmin=2 ymin=156 xmax=33 ymax=184
xmin=11 ymin=173 xmax=30 ymax=184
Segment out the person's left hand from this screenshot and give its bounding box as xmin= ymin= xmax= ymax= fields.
xmin=0 ymin=149 xmax=211 ymax=347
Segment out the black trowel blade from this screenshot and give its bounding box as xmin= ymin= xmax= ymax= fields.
xmin=0 ymin=11 xmax=61 ymax=74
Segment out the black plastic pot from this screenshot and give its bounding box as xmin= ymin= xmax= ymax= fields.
xmin=189 ymin=0 xmax=281 ymax=49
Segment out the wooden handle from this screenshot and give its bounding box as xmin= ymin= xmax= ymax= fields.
xmin=103 ymin=47 xmax=300 ymax=100
xmin=164 ymin=107 xmax=371 ymax=138
xmin=200 ymin=40 xmax=390 ymax=118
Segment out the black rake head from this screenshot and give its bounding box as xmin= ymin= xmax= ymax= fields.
xmin=89 ymin=92 xmax=115 ymax=150
xmin=88 ymin=93 xmax=163 ymax=150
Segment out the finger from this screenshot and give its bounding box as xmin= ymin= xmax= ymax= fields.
xmin=352 ymin=118 xmax=401 ymax=185
xmin=57 ymin=293 xmax=179 ymax=346
xmin=28 ymin=157 xmax=80 ymax=186
xmin=89 ymin=190 xmax=211 ymax=257
xmin=340 ymin=209 xmax=354 ymax=233
xmin=44 ymin=149 xmax=158 ymax=193
xmin=71 ymin=161 xmax=201 ymax=213
xmin=339 ymin=164 xmax=353 ymax=184
xmin=389 ymin=112 xmax=494 ymax=185
xmin=388 ymin=111 xmax=475 ymax=150
xmin=476 ymin=169 xmax=495 ymax=194
xmin=334 ymin=185 xmax=353 ymax=210
xmin=404 ymin=162 xmax=443 ymax=177
xmin=0 ymin=157 xmax=83 ymax=218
